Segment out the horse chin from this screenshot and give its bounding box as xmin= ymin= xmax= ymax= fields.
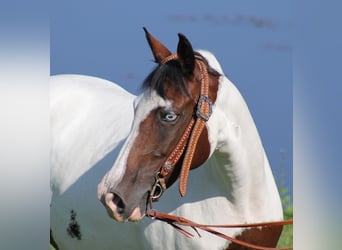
xmin=127 ymin=207 xmax=145 ymax=222
xmin=105 ymin=205 xmax=145 ymax=223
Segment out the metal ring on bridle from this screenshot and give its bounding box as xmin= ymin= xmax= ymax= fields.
xmin=151 ymin=182 xmax=163 ymax=201
xmin=150 ymin=172 xmax=165 ymax=202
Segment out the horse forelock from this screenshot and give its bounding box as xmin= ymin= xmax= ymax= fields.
xmin=142 ymin=51 xmax=220 ymax=100
xmin=142 ymin=60 xmax=189 ymax=99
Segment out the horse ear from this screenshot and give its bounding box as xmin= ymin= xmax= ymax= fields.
xmin=143 ymin=27 xmax=172 ymax=64
xmin=177 ymin=33 xmax=195 ymax=76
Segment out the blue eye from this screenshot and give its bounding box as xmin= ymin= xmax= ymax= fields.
xmin=161 ymin=111 xmax=178 ymax=122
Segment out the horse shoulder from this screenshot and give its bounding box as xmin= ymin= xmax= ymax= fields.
xmin=50 ymin=74 xmax=135 ymax=194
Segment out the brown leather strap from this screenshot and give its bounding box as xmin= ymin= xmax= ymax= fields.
xmin=160 ymin=118 xmax=195 ymax=178
xmin=156 ymin=54 xmax=212 ymax=198
xmin=179 ymin=59 xmax=211 ymax=196
xmin=148 ymin=210 xmax=293 ymax=250
xmin=160 ymin=53 xmax=179 ymax=64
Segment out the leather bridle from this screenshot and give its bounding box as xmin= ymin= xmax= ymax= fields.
xmin=149 ymin=53 xmax=212 ymax=203
xmin=147 ymin=54 xmax=293 ymax=250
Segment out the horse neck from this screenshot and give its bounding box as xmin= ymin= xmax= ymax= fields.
xmin=206 ymin=75 xmax=283 ymax=220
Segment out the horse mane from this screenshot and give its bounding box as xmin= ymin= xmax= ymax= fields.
xmin=142 ymin=52 xmax=221 ymax=99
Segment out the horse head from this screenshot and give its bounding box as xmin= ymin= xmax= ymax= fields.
xmin=98 ymin=28 xmax=221 ymax=222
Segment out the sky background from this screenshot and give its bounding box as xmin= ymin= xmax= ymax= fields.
xmin=51 ymin=0 xmax=293 ymax=196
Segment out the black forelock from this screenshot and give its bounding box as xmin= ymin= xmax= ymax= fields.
xmin=142 ymin=52 xmax=221 ymax=99
xmin=142 ymin=60 xmax=190 ymax=99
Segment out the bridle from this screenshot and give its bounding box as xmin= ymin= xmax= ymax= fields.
xmin=149 ymin=53 xmax=212 ymax=203
xmin=147 ymin=54 xmax=293 ymax=250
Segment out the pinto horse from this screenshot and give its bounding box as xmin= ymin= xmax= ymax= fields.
xmin=97 ymin=29 xmax=284 ymax=249
xmin=51 ymin=29 xmax=284 ymax=250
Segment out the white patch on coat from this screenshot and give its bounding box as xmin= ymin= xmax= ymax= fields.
xmin=99 ymin=90 xmax=172 ymax=193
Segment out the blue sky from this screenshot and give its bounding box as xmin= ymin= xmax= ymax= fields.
xmin=51 ymin=0 xmax=292 ymax=195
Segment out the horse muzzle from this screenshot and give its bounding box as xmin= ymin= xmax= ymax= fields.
xmin=98 ymin=181 xmax=148 ymax=222
xmin=100 ymin=192 xmax=144 ymax=222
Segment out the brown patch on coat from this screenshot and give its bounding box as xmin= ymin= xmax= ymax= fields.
xmin=226 ymin=225 xmax=283 ymax=250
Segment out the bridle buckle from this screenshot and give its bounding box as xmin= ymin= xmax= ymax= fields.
xmin=196 ymin=95 xmax=213 ymax=122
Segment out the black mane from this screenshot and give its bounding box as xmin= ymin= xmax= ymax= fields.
xmin=142 ymin=52 xmax=221 ymax=99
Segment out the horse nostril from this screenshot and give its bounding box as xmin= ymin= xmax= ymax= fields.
xmin=112 ymin=193 xmax=126 ymax=214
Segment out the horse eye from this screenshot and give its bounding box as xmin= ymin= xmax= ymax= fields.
xmin=161 ymin=111 xmax=178 ymax=122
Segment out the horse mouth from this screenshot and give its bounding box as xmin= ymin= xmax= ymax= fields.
xmin=99 ymin=191 xmax=148 ymax=222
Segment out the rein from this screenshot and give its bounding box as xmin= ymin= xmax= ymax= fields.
xmin=148 ymin=53 xmax=293 ymax=250
xmin=147 ymin=210 xmax=293 ymax=250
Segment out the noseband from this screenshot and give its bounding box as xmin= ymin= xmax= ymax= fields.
xmin=149 ymin=54 xmax=213 ymax=203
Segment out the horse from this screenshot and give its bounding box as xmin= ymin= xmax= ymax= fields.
xmin=97 ymin=28 xmax=284 ymax=249
xmin=51 ymin=29 xmax=285 ymax=250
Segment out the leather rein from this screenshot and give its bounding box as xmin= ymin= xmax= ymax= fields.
xmin=147 ymin=210 xmax=293 ymax=250
xmin=147 ymin=54 xmax=293 ymax=250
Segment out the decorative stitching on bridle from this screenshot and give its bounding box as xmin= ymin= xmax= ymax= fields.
xmin=160 ymin=53 xmax=179 ymax=64
xmin=149 ymin=53 xmax=213 ymax=204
